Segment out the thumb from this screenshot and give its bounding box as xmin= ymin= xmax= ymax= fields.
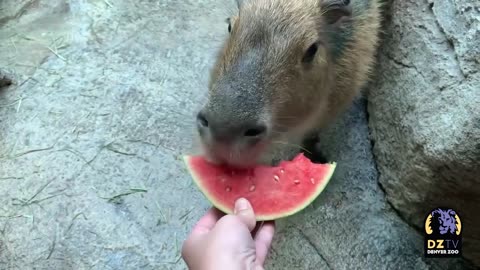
xmin=233 ymin=198 xmax=256 ymax=231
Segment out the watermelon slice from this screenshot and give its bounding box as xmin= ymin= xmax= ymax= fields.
xmin=183 ymin=153 xmax=336 ymax=221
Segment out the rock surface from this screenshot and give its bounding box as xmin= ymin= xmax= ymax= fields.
xmin=0 ymin=0 xmax=475 ymax=269
xmin=368 ymin=0 xmax=480 ymax=266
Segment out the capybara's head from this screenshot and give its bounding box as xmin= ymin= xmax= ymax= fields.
xmin=196 ymin=0 xmax=351 ymax=167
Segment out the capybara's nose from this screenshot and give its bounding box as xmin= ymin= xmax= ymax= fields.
xmin=196 ymin=111 xmax=267 ymax=145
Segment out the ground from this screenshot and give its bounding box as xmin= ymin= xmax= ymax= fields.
xmin=0 ymin=1 xmax=472 ymax=269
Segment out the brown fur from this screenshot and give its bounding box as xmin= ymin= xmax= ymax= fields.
xmin=199 ymin=0 xmax=382 ymax=166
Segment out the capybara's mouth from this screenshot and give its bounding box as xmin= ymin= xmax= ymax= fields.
xmin=204 ymin=153 xmax=260 ymax=169
xmin=201 ymin=143 xmax=267 ymax=169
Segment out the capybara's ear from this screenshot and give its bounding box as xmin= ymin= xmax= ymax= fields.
xmin=321 ymin=0 xmax=352 ymax=25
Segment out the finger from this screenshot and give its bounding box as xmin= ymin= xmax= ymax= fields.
xmin=190 ymin=207 xmax=224 ymax=235
xmin=182 ymin=208 xmax=222 ymax=255
xmin=181 ymin=207 xmax=224 ymax=266
xmin=233 ymin=198 xmax=256 ymax=231
xmin=254 ymin=221 xmax=275 ymax=266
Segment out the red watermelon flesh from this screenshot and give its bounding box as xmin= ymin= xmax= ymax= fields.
xmin=183 ymin=153 xmax=336 ymax=221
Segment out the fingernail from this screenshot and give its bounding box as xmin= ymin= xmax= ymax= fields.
xmin=234 ymin=198 xmax=249 ymax=213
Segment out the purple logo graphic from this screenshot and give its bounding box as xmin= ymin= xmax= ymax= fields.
xmin=429 ymin=209 xmax=459 ymax=235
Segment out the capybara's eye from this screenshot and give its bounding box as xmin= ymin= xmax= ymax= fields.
xmin=302 ymin=42 xmax=318 ymax=63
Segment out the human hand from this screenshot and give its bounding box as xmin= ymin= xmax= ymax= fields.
xmin=181 ymin=198 xmax=275 ymax=270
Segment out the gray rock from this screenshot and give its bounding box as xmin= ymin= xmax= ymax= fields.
xmin=368 ymin=0 xmax=480 ymax=266
xmin=0 ymin=0 xmax=74 ymax=79
xmin=0 ymin=0 xmax=231 ymax=269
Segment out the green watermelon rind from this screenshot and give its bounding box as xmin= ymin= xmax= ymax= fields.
xmin=183 ymin=156 xmax=336 ymax=221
